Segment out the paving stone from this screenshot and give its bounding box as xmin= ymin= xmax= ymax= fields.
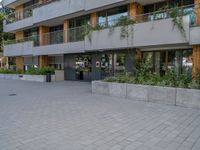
xmin=0 ymin=79 xmax=200 ymax=150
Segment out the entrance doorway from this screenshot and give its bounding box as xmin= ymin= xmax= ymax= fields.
xmin=75 ymin=55 xmax=92 ymax=81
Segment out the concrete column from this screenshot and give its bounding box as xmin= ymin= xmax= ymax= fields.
xmin=39 ymin=26 xmax=49 ymax=46
xmin=193 ymin=45 xmax=200 ymax=78
xmin=195 ymin=0 xmax=200 ymax=25
xmin=91 ymin=12 xmax=97 ymax=27
xmin=16 ymin=56 xmax=24 ymax=70
xmin=64 ymin=20 xmax=69 ymax=43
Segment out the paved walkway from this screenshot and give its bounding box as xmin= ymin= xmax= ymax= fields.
xmin=0 ymin=79 xmax=200 ymax=150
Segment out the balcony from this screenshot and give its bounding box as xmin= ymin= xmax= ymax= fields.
xmin=190 ymin=26 xmax=200 ymax=45
xmin=3 ymin=0 xmax=30 ymax=8
xmin=85 ymin=8 xmax=191 ymax=51
xmin=33 ymin=0 xmax=84 ymax=24
xmin=3 ymin=0 xmax=59 ymax=32
xmin=4 ymin=41 xmax=34 ymax=56
xmin=3 ymin=4 xmax=198 ymax=56
xmin=4 ymin=26 xmax=85 ymax=56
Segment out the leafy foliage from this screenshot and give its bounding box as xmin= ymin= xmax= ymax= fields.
xmin=0 ymin=6 xmax=15 ymax=52
xmin=104 ymin=62 xmax=200 ymax=89
xmin=0 ymin=66 xmax=55 ymax=75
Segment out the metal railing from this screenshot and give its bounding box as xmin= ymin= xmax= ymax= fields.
xmin=5 ymin=0 xmax=59 ymax=24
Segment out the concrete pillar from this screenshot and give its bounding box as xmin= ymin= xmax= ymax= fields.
xmin=193 ymin=45 xmax=200 ymax=78
xmin=195 ymin=0 xmax=200 ymax=25
xmin=39 ymin=55 xmax=49 ymax=67
xmin=16 ymin=56 xmax=24 ymax=70
xmin=64 ymin=20 xmax=69 ymax=43
xmin=91 ymin=12 xmax=97 ymax=27
xmin=39 ymin=26 xmax=49 ymax=46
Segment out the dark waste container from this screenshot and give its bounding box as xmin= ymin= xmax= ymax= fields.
xmin=46 ymin=73 xmax=51 ymax=82
xmin=80 ymin=71 xmax=83 ymax=80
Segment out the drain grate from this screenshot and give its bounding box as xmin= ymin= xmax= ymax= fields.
xmin=8 ymin=94 xmax=17 ymax=96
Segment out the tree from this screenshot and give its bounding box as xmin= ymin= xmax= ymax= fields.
xmin=0 ymin=3 xmax=15 ymax=52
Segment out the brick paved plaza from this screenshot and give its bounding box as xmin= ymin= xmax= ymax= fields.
xmin=0 ymin=79 xmax=200 ymax=150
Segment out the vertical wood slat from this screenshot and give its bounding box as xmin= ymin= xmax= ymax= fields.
xmin=193 ymin=45 xmax=200 ymax=78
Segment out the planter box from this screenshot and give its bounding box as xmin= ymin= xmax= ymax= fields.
xmin=55 ymin=70 xmax=64 ymax=81
xmin=148 ymin=86 xmax=176 ymax=105
xmin=126 ymin=84 xmax=148 ymax=101
xmin=0 ymin=74 xmax=55 ymax=82
xmin=92 ymin=81 xmax=200 ymax=109
xmin=176 ymin=88 xmax=200 ymax=109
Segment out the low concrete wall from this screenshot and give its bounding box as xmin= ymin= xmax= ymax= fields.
xmin=92 ymin=81 xmax=200 ymax=109
xmin=0 ymin=74 xmax=55 ymax=82
xmin=176 ymin=88 xmax=200 ymax=109
xmin=55 ymin=70 xmax=64 ymax=81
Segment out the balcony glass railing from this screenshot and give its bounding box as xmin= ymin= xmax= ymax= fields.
xmin=4 ymin=3 xmax=200 ymax=46
xmin=5 ymin=0 xmax=59 ymax=24
xmin=96 ymin=3 xmax=199 ymax=29
xmin=4 ymin=26 xmax=85 ymax=46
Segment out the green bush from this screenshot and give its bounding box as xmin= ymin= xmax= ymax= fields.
xmin=0 ymin=67 xmax=55 ymax=75
xmin=0 ymin=68 xmax=15 ymax=74
xmin=104 ymin=62 xmax=199 ymax=89
xmin=25 ymin=66 xmax=55 ymax=75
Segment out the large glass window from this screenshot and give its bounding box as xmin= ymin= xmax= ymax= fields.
xmin=142 ymin=50 xmax=193 ymax=76
xmin=75 ymin=55 xmax=92 ymax=81
xmin=97 ymin=5 xmax=128 ymax=27
xmin=68 ymin=15 xmax=90 ymax=42
xmin=24 ymin=27 xmax=39 ymax=45
xmin=49 ymin=55 xmax=64 ymax=70
xmin=144 ymin=0 xmax=194 ymax=22
xmin=23 ymin=0 xmax=39 ymax=18
xmin=49 ymin=25 xmax=63 ymax=44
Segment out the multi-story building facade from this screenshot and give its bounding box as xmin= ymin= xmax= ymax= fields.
xmin=2 ymin=0 xmax=200 ymax=81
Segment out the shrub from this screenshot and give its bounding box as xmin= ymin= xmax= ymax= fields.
xmin=0 ymin=67 xmax=55 ymax=75
xmin=104 ymin=62 xmax=199 ymax=89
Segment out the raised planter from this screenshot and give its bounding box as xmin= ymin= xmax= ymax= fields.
xmin=55 ymin=70 xmax=64 ymax=81
xmin=0 ymin=74 xmax=55 ymax=82
xmin=92 ymin=81 xmax=200 ymax=109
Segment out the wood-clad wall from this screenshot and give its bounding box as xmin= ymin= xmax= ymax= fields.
xmin=193 ymin=45 xmax=200 ymax=77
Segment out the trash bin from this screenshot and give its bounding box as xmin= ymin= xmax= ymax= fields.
xmin=46 ymin=73 xmax=51 ymax=82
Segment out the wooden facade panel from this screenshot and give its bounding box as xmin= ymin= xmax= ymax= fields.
xmin=39 ymin=26 xmax=50 ymax=46
xmin=193 ymin=45 xmax=200 ymax=77
xmin=39 ymin=55 xmax=49 ymax=67
xmin=16 ymin=56 xmax=24 ymax=70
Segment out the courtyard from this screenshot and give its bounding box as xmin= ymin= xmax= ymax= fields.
xmin=0 ymin=79 xmax=200 ymax=150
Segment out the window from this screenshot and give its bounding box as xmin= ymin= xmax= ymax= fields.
xmin=97 ymin=5 xmax=128 ymax=27
xmin=24 ymin=28 xmax=39 ymax=45
xmin=49 ymin=56 xmax=64 ymax=70
xmin=23 ymin=0 xmax=39 ymax=18
xmin=49 ymin=25 xmax=63 ymax=44
xmin=142 ymin=50 xmax=193 ymax=76
xmin=68 ymin=15 xmax=90 ymax=42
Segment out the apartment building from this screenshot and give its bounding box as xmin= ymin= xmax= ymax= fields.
xmin=3 ymin=0 xmax=200 ymax=81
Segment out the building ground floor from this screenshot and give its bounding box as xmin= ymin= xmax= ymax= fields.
xmin=8 ymin=46 xmax=199 ymax=81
